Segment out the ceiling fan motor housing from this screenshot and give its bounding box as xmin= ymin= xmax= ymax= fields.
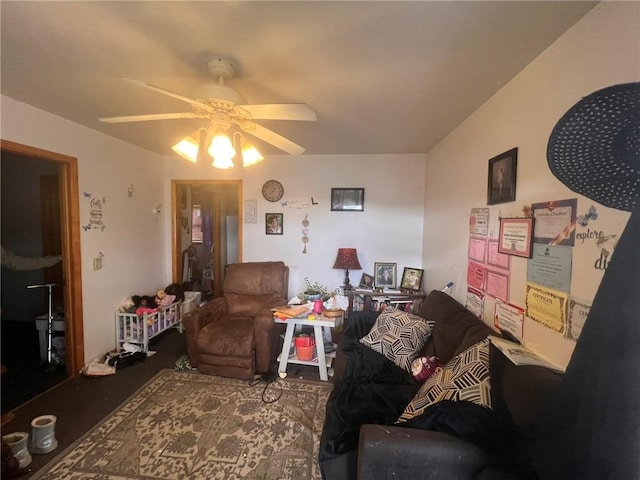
xmin=192 ymin=83 xmax=247 ymax=108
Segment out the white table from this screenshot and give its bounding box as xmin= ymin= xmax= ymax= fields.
xmin=35 ymin=314 xmax=65 ymax=363
xmin=275 ymin=314 xmax=336 ymax=381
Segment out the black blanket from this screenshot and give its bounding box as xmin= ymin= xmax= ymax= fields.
xmin=318 ymin=313 xmax=419 ymax=462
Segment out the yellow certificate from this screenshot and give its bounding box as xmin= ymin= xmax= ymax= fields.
xmin=525 ymin=282 xmax=567 ymax=334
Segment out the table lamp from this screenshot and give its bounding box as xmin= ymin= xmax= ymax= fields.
xmin=333 ymin=248 xmax=362 ymax=290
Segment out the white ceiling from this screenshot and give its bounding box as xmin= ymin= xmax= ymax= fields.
xmin=1 ymin=1 xmax=597 ymax=157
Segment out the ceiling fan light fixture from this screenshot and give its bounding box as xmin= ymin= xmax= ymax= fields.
xmin=171 ymin=135 xmax=199 ymax=163
xmin=208 ymin=129 xmax=236 ymax=159
xmin=211 ymin=156 xmax=235 ymax=169
xmin=240 ymin=141 xmax=264 ymax=167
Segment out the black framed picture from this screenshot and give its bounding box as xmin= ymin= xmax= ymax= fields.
xmin=265 ymin=213 xmax=283 ymax=235
xmin=374 ymin=262 xmax=397 ymax=289
xmin=331 ymin=188 xmax=365 ymax=211
xmin=487 ymin=148 xmax=518 ymax=205
xmin=400 ymin=267 xmax=424 ymax=292
xmin=359 ymin=273 xmax=374 ymax=289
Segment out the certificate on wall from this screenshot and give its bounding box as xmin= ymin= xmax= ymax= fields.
xmin=469 ymin=208 xmax=489 ymax=236
xmin=468 ymin=236 xmax=487 ymax=263
xmin=567 ymin=297 xmax=590 ymax=341
xmin=487 ymin=239 xmax=510 ymax=270
xmin=532 ymin=198 xmax=577 ymax=246
xmin=498 ymin=217 xmax=534 ymax=258
xmin=525 ymin=283 xmax=567 ymax=334
xmin=467 ymin=262 xmax=487 ymax=291
xmin=466 ymin=287 xmax=485 ymax=320
xmin=493 ymin=299 xmax=524 ymax=342
xmin=486 ymin=270 xmax=509 ymax=300
xmin=527 ymin=244 xmax=573 ymax=293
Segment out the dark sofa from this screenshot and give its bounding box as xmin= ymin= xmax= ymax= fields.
xmin=319 ymin=289 xmax=562 ymax=479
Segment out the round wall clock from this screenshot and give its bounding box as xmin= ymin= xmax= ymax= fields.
xmin=262 ymin=179 xmax=284 ymax=202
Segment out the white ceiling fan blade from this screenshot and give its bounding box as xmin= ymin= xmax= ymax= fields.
xmin=237 ymin=120 xmax=306 ymax=155
xmin=121 ymin=77 xmax=216 ymax=113
xmin=240 ymin=104 xmax=317 ymax=121
xmin=99 ymin=112 xmax=202 ymax=123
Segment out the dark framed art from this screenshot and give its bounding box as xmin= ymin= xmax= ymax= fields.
xmin=400 ymin=267 xmax=424 ymax=292
xmin=498 ymin=217 xmax=535 ymax=258
xmin=487 ymin=148 xmax=518 ymax=205
xmin=359 ymin=273 xmax=374 ymax=289
xmin=374 ymin=262 xmax=397 ymax=289
xmin=331 ymin=188 xmax=365 ymax=211
xmin=265 ymin=213 xmax=283 ymax=235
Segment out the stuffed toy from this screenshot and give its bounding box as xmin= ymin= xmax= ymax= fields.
xmin=132 ymin=295 xmax=157 ymax=309
xmin=165 ymin=283 xmax=185 ymax=302
xmin=157 ymin=294 xmax=176 ymax=308
xmin=118 ymin=297 xmax=135 ymax=313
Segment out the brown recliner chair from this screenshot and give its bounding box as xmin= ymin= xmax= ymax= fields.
xmin=183 ymin=261 xmax=289 ymax=379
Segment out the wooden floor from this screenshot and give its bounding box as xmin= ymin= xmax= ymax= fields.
xmin=1 ymin=327 xmax=332 ymax=477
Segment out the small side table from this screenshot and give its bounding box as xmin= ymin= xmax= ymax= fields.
xmin=275 ymin=314 xmax=336 ymax=381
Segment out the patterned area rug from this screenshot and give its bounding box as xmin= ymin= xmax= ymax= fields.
xmin=32 ymin=370 xmax=333 ymax=480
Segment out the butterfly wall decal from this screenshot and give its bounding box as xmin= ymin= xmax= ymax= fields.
xmin=577 ymin=205 xmax=598 ymax=227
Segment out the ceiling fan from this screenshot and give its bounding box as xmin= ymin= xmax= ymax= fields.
xmin=99 ymin=56 xmax=317 ymax=168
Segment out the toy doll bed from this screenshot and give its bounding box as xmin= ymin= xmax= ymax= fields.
xmin=115 ymin=301 xmax=183 ymax=353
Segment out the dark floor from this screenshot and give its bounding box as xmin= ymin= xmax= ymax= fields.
xmin=1 ymin=320 xmax=68 ymax=413
xmin=1 ymin=326 xmax=331 ymax=478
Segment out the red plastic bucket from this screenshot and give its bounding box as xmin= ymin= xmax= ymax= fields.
xmin=294 ymin=335 xmax=315 ymax=360
xmin=296 ymin=345 xmax=315 ymax=361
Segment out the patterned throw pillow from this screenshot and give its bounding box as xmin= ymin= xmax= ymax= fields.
xmin=359 ymin=307 xmax=431 ymax=372
xmin=397 ymin=337 xmax=491 ymax=423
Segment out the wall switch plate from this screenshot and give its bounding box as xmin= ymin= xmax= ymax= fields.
xmin=93 ymin=257 xmax=102 ymax=270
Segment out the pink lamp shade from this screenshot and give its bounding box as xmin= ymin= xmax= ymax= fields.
xmin=333 ymin=248 xmax=362 ymax=289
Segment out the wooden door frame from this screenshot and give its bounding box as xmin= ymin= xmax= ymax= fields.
xmin=1 ymin=140 xmax=84 ymax=376
xmin=171 ymin=180 xmax=243 ymax=291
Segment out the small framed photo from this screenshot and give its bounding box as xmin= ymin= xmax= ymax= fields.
xmin=265 ymin=213 xmax=283 ymax=235
xmin=498 ymin=217 xmax=535 ymax=258
xmin=359 ymin=273 xmax=374 ymax=289
xmin=487 ymin=148 xmax=518 ymax=205
xmin=374 ymin=262 xmax=397 ymax=289
xmin=331 ymin=188 xmax=365 ymax=211
xmin=244 ymin=199 xmax=257 ymax=223
xmin=400 ymin=267 xmax=424 ymax=292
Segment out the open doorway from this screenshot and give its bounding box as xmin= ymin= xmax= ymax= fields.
xmin=171 ymin=180 xmax=242 ymax=299
xmin=1 ymin=140 xmax=84 ymax=414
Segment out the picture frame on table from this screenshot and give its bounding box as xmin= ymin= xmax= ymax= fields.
xmin=359 ymin=273 xmax=374 ymax=289
xmin=331 ymin=188 xmax=365 ymax=211
xmin=487 ymin=148 xmax=518 ymax=205
xmin=498 ymin=217 xmax=535 ymax=258
xmin=400 ymin=267 xmax=424 ymax=292
xmin=265 ymin=213 xmax=283 ymax=235
xmin=374 ymin=262 xmax=397 ymax=289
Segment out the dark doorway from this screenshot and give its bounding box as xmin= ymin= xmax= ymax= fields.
xmin=172 ymin=180 xmax=242 ymax=299
xmin=1 ymin=141 xmax=84 ymax=416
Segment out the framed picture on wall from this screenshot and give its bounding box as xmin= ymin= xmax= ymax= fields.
xmin=265 ymin=213 xmax=283 ymax=235
xmin=487 ymin=148 xmax=518 ymax=205
xmin=374 ymin=262 xmax=397 ymax=289
xmin=331 ymin=188 xmax=365 ymax=211
xmin=498 ymin=217 xmax=534 ymax=258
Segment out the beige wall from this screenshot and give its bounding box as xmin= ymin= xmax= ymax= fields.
xmin=163 ymin=153 xmax=427 ymax=299
xmin=1 ymin=97 xmax=168 ymax=360
xmin=422 ymin=2 xmax=639 ymax=369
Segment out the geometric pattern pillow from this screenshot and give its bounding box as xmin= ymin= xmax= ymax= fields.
xmin=396 ymin=337 xmax=491 ymax=423
xmin=360 ymin=307 xmax=432 ymax=372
